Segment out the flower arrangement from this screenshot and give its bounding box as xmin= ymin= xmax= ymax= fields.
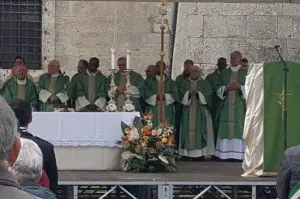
xmin=120 ymin=114 xmax=176 ymax=172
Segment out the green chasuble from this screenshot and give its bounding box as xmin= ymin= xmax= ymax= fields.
xmin=68 ymin=73 xmax=80 ymax=100
xmin=179 ymin=77 xmax=215 ymax=157
xmin=205 ymin=69 xmax=222 ymax=140
xmin=75 ymin=70 xmax=106 ymax=111
xmin=106 ymin=70 xmax=144 ymax=111
xmin=38 ymin=73 xmax=70 ymax=112
xmin=216 ymin=67 xmax=247 ymax=139
xmin=143 ymin=76 xmax=179 ymax=127
xmin=2 ymin=78 xmax=38 ymax=109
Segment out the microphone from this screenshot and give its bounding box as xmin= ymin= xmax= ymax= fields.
xmin=275 ymin=45 xmax=280 ymax=49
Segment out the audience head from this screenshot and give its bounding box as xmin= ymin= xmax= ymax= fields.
xmin=155 ymin=61 xmax=166 ymax=75
xmin=241 ymin=58 xmax=249 ymax=68
xmin=11 ymin=138 xmax=43 ymax=184
xmin=183 ymin=60 xmax=194 ymax=76
xmin=88 ymin=57 xmax=99 ymax=73
xmin=118 ymin=57 xmax=127 ymax=73
xmin=217 ymin=57 xmax=227 ymax=71
xmin=145 ymin=65 xmax=156 ymax=78
xmin=15 ymin=64 xmax=28 ymax=80
xmin=15 ymin=56 xmax=25 ymax=66
xmin=0 ymin=97 xmax=18 ymax=161
xmin=77 ymin=60 xmax=88 ymax=73
xmin=190 ymin=64 xmax=201 ymax=80
xmin=230 ymin=51 xmax=242 ymax=67
xmin=47 ymin=60 xmax=60 ymax=75
xmin=9 ymin=99 xmax=32 ymax=128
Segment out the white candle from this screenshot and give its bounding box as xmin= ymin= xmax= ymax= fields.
xmin=111 ymin=48 xmax=116 ymax=70
xmin=126 ymin=50 xmax=131 ymax=70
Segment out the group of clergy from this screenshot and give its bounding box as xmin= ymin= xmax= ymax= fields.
xmin=0 ymin=51 xmax=248 ymax=161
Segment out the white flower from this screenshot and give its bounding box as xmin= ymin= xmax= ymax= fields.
xmin=157 ymin=129 xmax=162 ymax=136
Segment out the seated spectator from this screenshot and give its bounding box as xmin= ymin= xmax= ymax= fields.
xmin=277 ymin=145 xmax=300 ymax=199
xmin=9 ymin=99 xmax=58 ymax=194
xmin=0 ymin=97 xmax=38 ymax=198
xmin=11 ymin=138 xmax=56 ymax=199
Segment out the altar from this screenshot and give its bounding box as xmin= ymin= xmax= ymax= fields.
xmin=28 ymin=112 xmax=140 ymax=170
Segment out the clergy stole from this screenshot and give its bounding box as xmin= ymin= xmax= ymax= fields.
xmin=46 ymin=77 xmax=57 ymax=112
xmin=187 ymin=81 xmax=197 ymax=149
xmin=158 ymin=76 xmax=165 ymax=122
xmin=17 ymin=84 xmax=25 ymax=100
xmin=88 ymin=75 xmax=96 ymax=104
xmin=116 ymin=74 xmax=127 ymax=111
xmin=228 ymin=71 xmax=238 ymax=138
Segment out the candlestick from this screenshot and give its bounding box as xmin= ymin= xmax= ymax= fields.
xmin=111 ymin=48 xmax=116 ymax=70
xmin=122 ymin=69 xmax=135 ymax=112
xmin=126 ymin=50 xmax=131 ymax=70
xmin=106 ymin=69 xmax=117 ymax=112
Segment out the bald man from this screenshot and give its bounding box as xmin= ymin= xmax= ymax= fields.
xmin=215 ymin=51 xmax=247 ymax=160
xmin=179 ymin=64 xmax=215 ymax=158
xmin=38 ymin=60 xmax=70 ymax=112
xmin=2 ymin=64 xmax=38 ymax=110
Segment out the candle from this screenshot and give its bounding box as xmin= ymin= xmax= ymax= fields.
xmin=111 ymin=48 xmax=116 ymax=70
xmin=126 ymin=50 xmax=131 ymax=70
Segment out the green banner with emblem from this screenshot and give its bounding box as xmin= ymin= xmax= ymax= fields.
xmin=263 ymin=61 xmax=300 ymax=173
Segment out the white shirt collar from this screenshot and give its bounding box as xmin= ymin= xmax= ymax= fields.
xmin=17 ymin=78 xmax=27 ymax=85
xmin=230 ymin=65 xmax=241 ymax=72
xmin=87 ymin=70 xmax=98 ymax=76
xmin=51 ymin=73 xmax=59 ymax=78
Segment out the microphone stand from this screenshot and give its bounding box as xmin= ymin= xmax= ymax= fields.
xmin=275 ymin=46 xmax=288 ymax=150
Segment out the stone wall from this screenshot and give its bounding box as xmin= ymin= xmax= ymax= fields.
xmin=53 ymin=1 xmax=174 ymax=77
xmin=172 ymin=3 xmax=300 ymax=78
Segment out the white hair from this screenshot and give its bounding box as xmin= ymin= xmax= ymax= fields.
xmin=12 ymin=138 xmax=43 ymax=184
xmin=0 ymin=97 xmax=17 ymax=160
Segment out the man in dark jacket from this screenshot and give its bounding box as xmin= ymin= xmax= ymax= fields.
xmin=0 ymin=97 xmax=38 ymax=198
xmin=277 ymin=145 xmax=300 ymax=199
xmin=9 ymin=99 xmax=58 ymax=194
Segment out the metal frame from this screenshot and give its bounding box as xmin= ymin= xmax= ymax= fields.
xmin=0 ymin=0 xmax=42 ymax=69
xmin=58 ymin=180 xmax=276 ymax=199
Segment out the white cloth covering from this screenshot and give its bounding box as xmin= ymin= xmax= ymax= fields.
xmin=27 ymin=112 xmax=140 ymax=147
xmin=242 ymin=63 xmax=264 ymax=176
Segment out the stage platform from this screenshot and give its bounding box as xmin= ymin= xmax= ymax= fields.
xmin=57 ymin=161 xmax=277 ymax=199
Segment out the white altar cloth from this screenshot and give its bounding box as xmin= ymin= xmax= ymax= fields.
xmin=28 ymin=112 xmax=140 ymax=170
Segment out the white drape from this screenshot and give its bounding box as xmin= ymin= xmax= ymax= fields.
xmin=242 ymin=63 xmax=264 ymax=177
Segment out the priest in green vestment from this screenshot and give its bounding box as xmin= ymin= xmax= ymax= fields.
xmin=205 ymin=57 xmax=227 ymax=142
xmin=179 ymin=65 xmax=215 ymax=158
xmin=2 ymin=64 xmax=38 ymax=110
xmin=68 ymin=60 xmax=88 ymax=107
xmin=143 ymin=61 xmax=179 ymax=127
xmin=106 ymin=57 xmax=144 ymax=112
xmin=75 ymin=57 xmax=107 ymax=112
xmin=145 ymin=65 xmax=156 ymax=79
xmin=215 ymin=51 xmax=247 ymax=160
xmin=174 ymin=60 xmax=194 ymax=148
xmin=8 ymin=56 xmax=34 ymax=81
xmin=38 ymin=60 xmax=70 ymax=112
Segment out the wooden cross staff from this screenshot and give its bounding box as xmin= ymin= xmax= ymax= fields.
xmin=159 ymin=0 xmax=167 ymax=123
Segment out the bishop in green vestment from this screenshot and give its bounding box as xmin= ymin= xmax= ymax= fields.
xmin=205 ymin=57 xmax=227 ymax=142
xmin=143 ymin=61 xmax=179 ymax=127
xmin=215 ymin=51 xmax=247 ymax=160
xmin=179 ymin=65 xmax=215 ymax=158
xmin=106 ymin=57 xmax=144 ymax=111
xmin=2 ymin=65 xmax=38 ymax=110
xmin=75 ymin=57 xmax=107 ymax=112
xmin=175 ymin=60 xmax=194 ymax=147
xmin=38 ymin=60 xmax=70 ymax=112
xmin=68 ymin=60 xmax=88 ymax=107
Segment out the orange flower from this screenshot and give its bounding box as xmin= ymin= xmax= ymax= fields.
xmin=122 ymin=135 xmax=128 ymax=140
xmin=168 ymin=136 xmax=174 ymax=143
xmin=162 ymin=138 xmax=168 ymax=143
xmin=144 ymin=113 xmax=153 ymax=120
